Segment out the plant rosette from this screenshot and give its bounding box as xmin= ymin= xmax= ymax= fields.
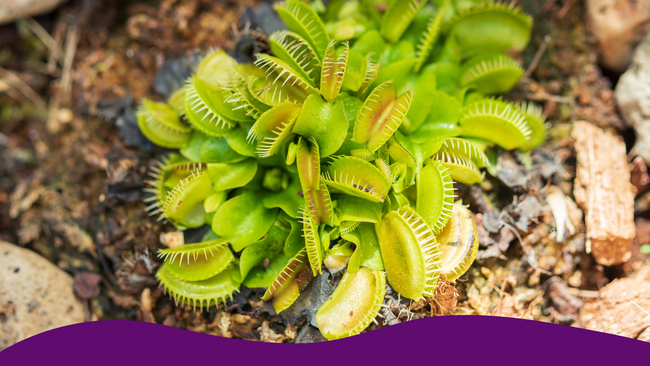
xmin=138 ymin=0 xmax=542 ymax=340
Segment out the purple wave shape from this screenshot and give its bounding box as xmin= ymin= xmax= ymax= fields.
xmin=1 ymin=316 xmax=647 ymax=364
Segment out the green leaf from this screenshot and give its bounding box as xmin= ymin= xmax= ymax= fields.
xmin=381 ymin=40 xmax=415 ymax=66
xmin=372 ymin=58 xmax=416 ymax=95
xmin=421 ymin=62 xmax=461 ymax=93
xmin=200 ymin=136 xmax=247 ymax=163
xmin=404 ymin=72 xmax=437 ymax=133
xmin=335 ymin=195 xmax=382 ymax=223
xmin=243 ymin=253 xmax=291 ymax=288
xmin=207 ymin=159 xmax=258 ymax=191
xmin=284 ymin=213 xmax=306 ymax=257
xmin=351 ymin=29 xmax=387 ymax=56
xmin=212 ymin=190 xmax=279 ymax=252
xmin=238 ymin=219 xmax=291 ymax=284
xmin=224 ymin=126 xmax=257 ymax=157
xmin=262 ymin=173 xmax=304 ymax=218
xmin=342 ymin=49 xmax=368 ymax=92
xmin=347 ymin=222 xmax=384 ymax=271
xmin=180 ymin=130 xmax=208 ymax=162
xmin=292 ymin=94 xmax=349 ymax=157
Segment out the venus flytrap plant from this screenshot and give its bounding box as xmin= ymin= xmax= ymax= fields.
xmin=136 ymin=0 xmax=545 ymax=340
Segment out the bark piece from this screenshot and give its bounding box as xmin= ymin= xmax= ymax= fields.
xmin=572 ymin=121 xmax=635 ymax=266
xmin=576 ymin=264 xmax=650 ymax=339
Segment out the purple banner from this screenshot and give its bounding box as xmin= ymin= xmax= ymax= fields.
xmin=1 ymin=316 xmax=647 ymax=364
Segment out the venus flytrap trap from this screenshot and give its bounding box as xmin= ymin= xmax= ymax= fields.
xmin=137 ymin=0 xmax=545 ymax=340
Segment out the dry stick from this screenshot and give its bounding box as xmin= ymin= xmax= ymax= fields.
xmin=524 ymin=35 xmax=550 ymax=78
xmin=558 ymin=0 xmax=576 ymax=19
xmin=525 ymin=93 xmax=575 ymax=106
xmin=567 ymin=287 xmax=599 ymax=298
xmin=48 ymin=19 xmax=67 ymax=74
xmin=23 ymin=18 xmax=64 ymax=69
xmin=48 ymin=22 xmax=80 ymax=132
xmin=543 ymin=0 xmax=559 ymax=10
xmin=61 ymin=23 xmax=79 ymax=98
xmin=628 ymin=298 xmax=650 ymax=317
xmin=0 ymin=66 xmax=47 ymax=110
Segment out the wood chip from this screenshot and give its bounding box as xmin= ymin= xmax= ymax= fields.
xmin=576 ymin=264 xmax=650 ymax=339
xmin=572 ymin=121 xmax=635 ymax=265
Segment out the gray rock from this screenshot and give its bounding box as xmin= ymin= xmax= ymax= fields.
xmin=0 ymin=241 xmax=85 ymax=350
xmin=295 ymin=325 xmax=327 ymax=343
xmin=153 ymin=52 xmax=201 ymax=98
xmin=616 ymin=29 xmax=650 ymax=164
xmin=280 ymin=271 xmax=335 ymax=327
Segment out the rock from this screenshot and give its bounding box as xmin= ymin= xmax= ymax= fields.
xmin=576 ymin=264 xmax=650 ymax=340
xmin=96 ymin=95 xmax=153 ymax=150
xmin=586 ymin=0 xmax=650 ymax=72
xmin=571 ymin=121 xmax=635 ymax=266
xmin=280 ymin=271 xmax=334 ymax=327
xmin=0 ymin=241 xmax=85 ymax=350
xmin=0 ymin=0 xmax=68 ymax=25
xmin=616 ymin=30 xmax=650 ymax=164
xmin=152 ymin=52 xmax=201 ymax=98
xmin=295 ymin=325 xmax=327 ymax=343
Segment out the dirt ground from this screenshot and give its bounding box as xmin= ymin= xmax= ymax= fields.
xmin=1 ymin=0 xmax=648 ymax=342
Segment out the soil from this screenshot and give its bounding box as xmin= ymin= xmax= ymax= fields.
xmin=1 ymin=0 xmax=648 ymax=342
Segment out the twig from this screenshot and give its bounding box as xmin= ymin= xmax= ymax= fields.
xmin=61 ymin=23 xmax=80 ymax=98
xmin=628 ymin=298 xmax=650 ymax=317
xmin=23 ymin=18 xmax=64 ymax=68
xmin=524 ymin=35 xmax=550 ymax=78
xmin=524 ymin=93 xmax=575 ymax=106
xmin=543 ymin=0 xmax=559 ymax=10
xmin=48 ymin=19 xmax=67 ymax=74
xmin=0 ymin=66 xmax=47 ymax=110
xmin=558 ymin=0 xmax=576 ymax=19
xmin=567 ymin=287 xmax=600 ymax=298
